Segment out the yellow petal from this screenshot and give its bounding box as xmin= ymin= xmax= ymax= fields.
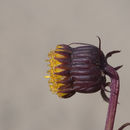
xmin=44 ymin=76 xmax=50 ymax=78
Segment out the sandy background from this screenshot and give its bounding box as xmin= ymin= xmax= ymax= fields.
xmin=1 ymin=0 xmax=130 ymax=130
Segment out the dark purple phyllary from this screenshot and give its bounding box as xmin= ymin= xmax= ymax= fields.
xmin=46 ymin=37 xmax=129 ymax=130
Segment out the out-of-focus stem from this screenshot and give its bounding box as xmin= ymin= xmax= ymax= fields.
xmin=118 ymin=123 xmax=130 ymax=130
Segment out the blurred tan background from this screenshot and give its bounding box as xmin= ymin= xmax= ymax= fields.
xmin=0 ymin=0 xmax=130 ymax=130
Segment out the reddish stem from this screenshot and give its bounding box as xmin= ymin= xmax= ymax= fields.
xmin=104 ymin=64 xmax=119 ymax=130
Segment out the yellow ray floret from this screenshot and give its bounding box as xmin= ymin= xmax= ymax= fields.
xmin=45 ymin=45 xmax=68 ymax=97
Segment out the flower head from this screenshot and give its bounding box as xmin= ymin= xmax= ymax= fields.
xmin=45 ymin=42 xmax=108 ymax=98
